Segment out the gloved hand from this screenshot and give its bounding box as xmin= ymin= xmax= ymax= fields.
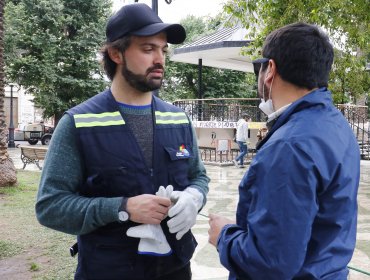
xmin=167 ymin=187 xmax=204 ymax=240
xmin=126 ymin=223 xmax=172 ymax=256
xmin=156 ymin=185 xmax=173 ymax=200
xmin=126 ymin=185 xmax=173 ymax=256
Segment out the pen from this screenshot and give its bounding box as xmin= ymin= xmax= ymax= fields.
xmin=198 ymin=212 xmax=209 ymax=218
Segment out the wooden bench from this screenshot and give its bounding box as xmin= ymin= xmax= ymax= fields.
xmin=19 ymin=145 xmax=48 ymax=170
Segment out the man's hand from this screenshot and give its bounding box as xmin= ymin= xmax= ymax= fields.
xmin=126 ymin=186 xmax=174 ymax=256
xmin=208 ymin=213 xmax=235 ymax=247
xmin=127 ymin=194 xmax=171 ymax=224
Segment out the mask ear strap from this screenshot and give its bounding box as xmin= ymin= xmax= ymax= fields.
xmin=263 ymin=69 xmax=272 ymax=100
xmin=268 ymin=74 xmax=275 ymax=100
xmin=264 ymin=70 xmax=270 ymax=83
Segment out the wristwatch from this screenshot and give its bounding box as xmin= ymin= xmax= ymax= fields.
xmin=118 ymin=197 xmax=130 ymax=222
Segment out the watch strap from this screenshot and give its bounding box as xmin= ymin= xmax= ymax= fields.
xmin=118 ymin=197 xmax=130 ymax=222
xmin=119 ymin=197 xmax=129 ymax=212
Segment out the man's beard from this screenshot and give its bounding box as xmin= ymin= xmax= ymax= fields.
xmin=121 ymin=61 xmax=164 ymax=93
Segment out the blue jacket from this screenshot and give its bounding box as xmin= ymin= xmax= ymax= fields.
xmin=67 ymin=89 xmax=197 ymax=279
xmin=217 ymin=88 xmax=360 ymax=280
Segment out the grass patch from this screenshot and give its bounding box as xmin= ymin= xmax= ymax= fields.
xmin=0 ymin=170 xmax=77 ymax=279
xmin=0 ymin=240 xmax=22 ymax=260
xmin=30 ymin=262 xmax=40 ymax=271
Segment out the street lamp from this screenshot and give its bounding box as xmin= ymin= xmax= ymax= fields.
xmin=7 ymin=84 xmax=16 ymax=148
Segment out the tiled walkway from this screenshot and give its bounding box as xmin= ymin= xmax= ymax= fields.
xmin=7 ymin=145 xmax=370 ymax=279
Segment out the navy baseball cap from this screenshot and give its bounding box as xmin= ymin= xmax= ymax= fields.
xmin=106 ymin=3 xmax=186 ymax=44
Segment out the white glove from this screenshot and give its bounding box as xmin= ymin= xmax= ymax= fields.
xmin=156 ymin=185 xmax=173 ymax=199
xmin=126 ymin=224 xmax=172 ymax=256
xmin=167 ymin=187 xmax=204 ymax=240
xmin=126 ymin=185 xmax=173 ymax=256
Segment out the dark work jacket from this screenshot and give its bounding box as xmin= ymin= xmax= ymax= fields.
xmin=218 ymin=88 xmax=360 ymax=280
xmin=66 ymin=89 xmax=197 ymax=280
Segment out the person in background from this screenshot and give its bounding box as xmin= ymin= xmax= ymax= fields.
xmin=208 ymin=22 xmax=360 ymax=280
xmin=233 ymin=114 xmax=250 ymax=168
xmin=36 ymin=3 xmax=209 ymax=280
xmin=255 ymin=127 xmax=268 ymax=148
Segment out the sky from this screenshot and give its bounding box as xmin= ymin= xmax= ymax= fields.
xmin=112 ymin=0 xmax=227 ymax=23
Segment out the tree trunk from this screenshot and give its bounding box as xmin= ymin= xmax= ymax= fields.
xmin=0 ymin=0 xmax=17 ymax=187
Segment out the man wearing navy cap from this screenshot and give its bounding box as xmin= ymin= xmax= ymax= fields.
xmin=36 ymin=3 xmax=209 ymax=279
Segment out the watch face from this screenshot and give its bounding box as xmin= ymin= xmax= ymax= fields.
xmin=119 ymin=211 xmax=129 ymax=222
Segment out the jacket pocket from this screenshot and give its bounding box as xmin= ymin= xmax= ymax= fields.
xmin=164 ymin=145 xmax=193 ymax=189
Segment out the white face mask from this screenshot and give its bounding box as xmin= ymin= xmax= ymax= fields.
xmin=259 ymin=99 xmax=274 ymax=116
xmin=259 ymin=74 xmax=275 ymax=116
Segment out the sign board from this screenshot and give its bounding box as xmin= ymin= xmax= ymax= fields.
xmin=194 ymin=121 xmax=237 ymax=129
xmin=217 ymin=139 xmax=231 ymax=152
xmin=194 ymin=121 xmax=266 ymax=129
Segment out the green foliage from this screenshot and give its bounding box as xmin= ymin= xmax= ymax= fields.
xmin=162 ymin=15 xmax=257 ymax=101
xmin=4 ymin=0 xmax=111 ymax=121
xmin=224 ymin=0 xmax=370 ymax=104
xmin=330 ymin=50 xmax=370 ymax=104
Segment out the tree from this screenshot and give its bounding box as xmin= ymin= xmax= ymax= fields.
xmin=223 ymin=0 xmax=370 ymax=103
xmin=330 ymin=50 xmax=369 ymax=104
xmin=4 ymin=0 xmax=111 ymax=123
xmin=0 ymin=0 xmax=17 ymax=187
xmin=161 ymin=15 xmax=257 ymax=102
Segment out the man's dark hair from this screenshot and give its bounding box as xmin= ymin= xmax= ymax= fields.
xmin=100 ymin=36 xmax=131 ymax=81
xmin=262 ymin=22 xmax=334 ymax=89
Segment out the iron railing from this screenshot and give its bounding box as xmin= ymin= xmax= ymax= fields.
xmin=172 ymin=98 xmax=263 ymax=166
xmin=173 ymin=98 xmax=264 ymax=122
xmin=337 ymin=104 xmax=369 ymax=160
xmin=198 ymin=146 xmax=256 ymax=165
xmin=172 ymin=99 xmax=370 ymax=163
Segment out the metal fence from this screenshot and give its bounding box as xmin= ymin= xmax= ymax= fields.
xmin=173 ymin=98 xmax=264 ymax=122
xmin=172 ymin=99 xmax=370 ymax=164
xmin=199 ymin=146 xmax=256 ymax=166
xmin=337 ymin=104 xmax=369 ymax=160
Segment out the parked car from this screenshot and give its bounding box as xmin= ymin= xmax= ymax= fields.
xmin=24 ymin=122 xmax=54 ymax=145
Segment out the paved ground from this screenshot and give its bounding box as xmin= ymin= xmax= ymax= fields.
xmin=7 ymin=144 xmax=370 ymax=279
xmin=194 ymin=161 xmax=370 ymax=280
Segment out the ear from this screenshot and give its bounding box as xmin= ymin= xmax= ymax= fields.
xmin=264 ymin=59 xmax=277 ymax=86
xmin=107 ymin=47 xmax=124 ymax=65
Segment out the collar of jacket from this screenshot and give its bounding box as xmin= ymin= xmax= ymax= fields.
xmin=257 ymin=87 xmax=331 ymax=149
